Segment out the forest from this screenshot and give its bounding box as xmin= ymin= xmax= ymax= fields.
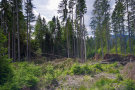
xmin=0 ymin=0 xmax=135 ymax=90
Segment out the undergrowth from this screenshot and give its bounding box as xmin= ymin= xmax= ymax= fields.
xmin=1 ymin=59 xmax=134 ymax=90
xmin=70 ymin=62 xmax=121 ymax=76
xmin=0 ymin=62 xmax=41 ymax=90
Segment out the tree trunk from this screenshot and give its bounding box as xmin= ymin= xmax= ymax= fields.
xmin=26 ymin=0 xmax=29 ymax=61
xmin=12 ymin=8 xmax=14 ymax=60
xmin=115 ymin=33 xmax=118 ymax=54
xmin=99 ymin=21 xmax=104 ymax=58
xmin=80 ymin=15 xmax=84 ymax=62
xmin=29 ymin=18 xmax=31 ymax=61
xmin=127 ymin=1 xmax=132 ymax=54
xmin=16 ymin=0 xmax=20 ymax=61
xmin=83 ymin=16 xmax=86 ymax=62
xmin=101 ymin=37 xmax=104 ymax=58
xmin=75 ymin=11 xmax=79 ymax=58
xmin=119 ymin=23 xmax=122 ymax=54
xmin=8 ymin=32 xmax=10 ymax=58
xmin=72 ymin=8 xmax=75 ymax=58
xmin=1 ymin=11 xmax=2 ymax=29
xmin=122 ymin=19 xmax=126 ymax=54
xmin=106 ymin=21 xmax=109 ymax=54
xmin=66 ymin=22 xmax=70 ymax=58
xmin=12 ymin=6 xmax=16 ymax=61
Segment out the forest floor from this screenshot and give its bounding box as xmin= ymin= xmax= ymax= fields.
xmin=37 ymin=58 xmax=135 ymax=90
xmin=1 ymin=58 xmax=135 ymax=90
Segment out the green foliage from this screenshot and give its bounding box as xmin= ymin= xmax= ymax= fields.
xmin=121 ymin=79 xmax=135 ymax=90
xmin=0 ymin=30 xmax=13 ymax=86
xmin=70 ymin=63 xmax=103 ymax=75
xmin=94 ymin=78 xmax=113 ymax=87
xmin=116 ymin=74 xmax=123 ymax=82
xmin=0 ymin=56 xmax=13 ymax=85
xmin=81 ymin=64 xmax=92 ymax=75
xmin=41 ymin=65 xmax=58 ymax=88
xmin=101 ymin=62 xmax=120 ymax=74
xmin=91 ymin=78 xmax=115 ymax=90
xmin=90 ymin=77 xmax=135 ymax=90
xmin=0 ymin=62 xmax=41 ymax=90
xmin=86 ymin=37 xmax=96 ymax=58
xmin=70 ymin=62 xmax=120 ymax=75
xmin=0 ymin=30 xmax=7 ymax=54
xmin=31 ymin=39 xmax=39 ymax=53
xmin=70 ymin=64 xmax=82 ymax=75
xmin=93 ymin=64 xmax=103 ymax=71
xmin=13 ymin=62 xmax=41 ymax=86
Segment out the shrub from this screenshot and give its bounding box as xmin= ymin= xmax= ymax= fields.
xmin=124 ymin=80 xmax=135 ymax=90
xmin=119 ymin=79 xmax=135 ymax=90
xmin=91 ymin=78 xmax=115 ymax=90
xmin=44 ymin=73 xmax=55 ymax=87
xmin=0 ymin=56 xmax=13 ymax=85
xmin=0 ymin=30 xmax=13 ymax=86
xmin=113 ymin=62 xmax=118 ymax=68
xmin=40 ymin=65 xmax=58 ymax=88
xmin=94 ymin=78 xmax=112 ymax=87
xmin=71 ymin=63 xmax=104 ymax=75
xmin=1 ymin=62 xmax=41 ymax=90
xmin=71 ymin=64 xmax=94 ymax=75
xmin=46 ymin=65 xmax=55 ymax=76
xmin=101 ymin=63 xmax=120 ymax=74
xmin=25 ymin=74 xmax=39 ymax=87
xmin=116 ymin=74 xmax=123 ymax=82
xmin=81 ymin=64 xmax=91 ymax=75
xmin=13 ymin=62 xmax=41 ymax=88
xmin=93 ymin=63 xmax=103 ymax=71
xmin=108 ymin=68 xmax=119 ymax=74
xmin=71 ymin=64 xmax=82 ymax=75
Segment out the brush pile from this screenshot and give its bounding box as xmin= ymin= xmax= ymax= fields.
xmin=102 ymin=54 xmax=135 ymax=65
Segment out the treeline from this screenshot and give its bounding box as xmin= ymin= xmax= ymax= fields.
xmin=89 ymin=0 xmax=135 ymax=58
xmin=34 ymin=0 xmax=87 ymax=62
xmin=0 ymin=0 xmax=88 ymax=62
xmin=0 ymin=0 xmax=38 ymax=61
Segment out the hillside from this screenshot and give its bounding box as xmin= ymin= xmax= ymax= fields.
xmin=1 ymin=58 xmax=135 ymax=90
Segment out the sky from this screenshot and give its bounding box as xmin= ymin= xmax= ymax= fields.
xmin=32 ymin=0 xmax=115 ymax=36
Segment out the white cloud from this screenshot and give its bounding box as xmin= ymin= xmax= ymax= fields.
xmin=33 ymin=0 xmax=61 ymax=22
xmin=46 ymin=0 xmax=60 ymax=11
xmin=32 ymin=0 xmax=115 ymax=36
xmin=33 ymin=9 xmax=38 ymax=16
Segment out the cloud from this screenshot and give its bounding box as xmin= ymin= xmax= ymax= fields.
xmin=33 ymin=9 xmax=38 ymax=16
xmin=33 ymin=0 xmax=61 ymax=22
xmin=32 ymin=0 xmax=95 ymax=36
xmin=32 ymin=0 xmax=115 ymax=36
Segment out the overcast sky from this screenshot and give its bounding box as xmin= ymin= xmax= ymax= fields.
xmin=33 ymin=0 xmax=115 ymax=36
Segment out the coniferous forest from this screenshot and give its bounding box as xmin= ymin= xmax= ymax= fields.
xmin=0 ymin=0 xmax=135 ymax=90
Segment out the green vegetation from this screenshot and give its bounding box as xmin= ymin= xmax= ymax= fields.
xmin=0 ymin=57 xmax=13 ymax=85
xmin=91 ymin=78 xmax=115 ymax=90
xmin=90 ymin=78 xmax=135 ymax=90
xmin=0 ymin=31 xmax=13 ymax=86
xmin=0 ymin=62 xmax=41 ymax=90
xmin=1 ymin=0 xmax=135 ymax=90
xmin=70 ymin=62 xmax=120 ymax=76
xmin=0 ymin=58 xmax=135 ymax=90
